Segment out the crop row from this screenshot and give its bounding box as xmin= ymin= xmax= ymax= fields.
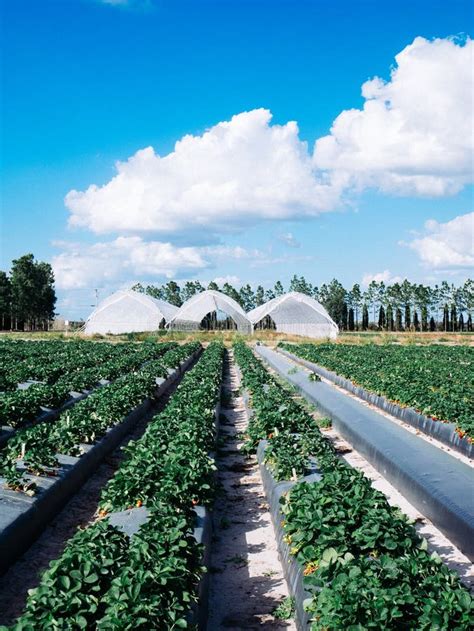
xmin=234 ymin=341 xmax=473 ymax=629
xmin=0 ymin=342 xmax=177 ymax=429
xmin=279 ymin=342 xmax=474 ymax=439
xmin=0 ymin=342 xmax=199 ymax=492
xmin=3 ymin=342 xmax=225 ymax=630
xmin=0 ymin=340 xmax=149 ymax=392
xmin=0 ymin=342 xmax=176 ymax=427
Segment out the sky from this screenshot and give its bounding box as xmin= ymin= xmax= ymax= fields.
xmin=1 ymin=0 xmax=473 ymax=319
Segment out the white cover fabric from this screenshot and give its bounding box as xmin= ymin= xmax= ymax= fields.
xmin=247 ymin=292 xmax=338 ymax=339
xmin=168 ymin=290 xmax=252 ymax=333
xmin=84 ymin=290 xmax=178 ymax=335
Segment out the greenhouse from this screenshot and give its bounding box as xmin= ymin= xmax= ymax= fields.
xmin=83 ymin=289 xmax=178 ymax=335
xmin=168 ymin=290 xmax=252 ymax=333
xmin=247 ymin=291 xmax=339 ymax=339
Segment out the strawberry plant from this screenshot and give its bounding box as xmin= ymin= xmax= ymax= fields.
xmin=280 ymin=342 xmax=474 ymax=439
xmin=234 ymin=341 xmax=473 ymax=629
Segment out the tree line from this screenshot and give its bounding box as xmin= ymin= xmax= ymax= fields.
xmin=133 ymin=276 xmax=474 ymax=332
xmin=0 ymin=254 xmax=57 ymax=331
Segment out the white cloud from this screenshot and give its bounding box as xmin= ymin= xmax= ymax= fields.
xmin=405 ymin=212 xmax=474 ymax=269
xmin=52 ymin=237 xmax=209 ymax=290
xmin=213 ymin=275 xmax=241 ymax=286
xmin=51 ymin=238 xmax=262 ymax=290
xmin=313 ymin=36 xmax=473 ymax=196
xmin=278 ymin=232 xmax=301 ymax=248
xmin=65 ymin=109 xmax=341 ymax=236
xmin=362 ymin=270 xmax=403 ymax=286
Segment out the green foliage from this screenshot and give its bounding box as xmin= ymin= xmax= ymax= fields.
xmin=5 ymin=343 xmax=225 ymax=630
xmin=273 ymin=596 xmax=295 ymax=620
xmin=279 ymin=342 xmax=474 ymax=438
xmin=233 ymin=340 xmax=473 ymax=630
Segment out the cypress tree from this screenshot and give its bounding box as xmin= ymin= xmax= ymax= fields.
xmin=362 ymin=305 xmax=369 ymax=330
xmin=413 ymin=310 xmax=420 ymax=331
xmin=467 ymin=314 xmax=473 ymax=332
xmin=386 ymin=304 xmax=394 ymax=331
xmin=404 ymin=304 xmax=411 ymax=330
xmin=396 ymin=308 xmax=403 ymax=331
xmin=341 ymin=302 xmax=348 ymax=330
xmin=429 ymin=316 xmax=436 ymax=332
xmin=443 ymin=304 xmax=450 ymax=331
xmin=348 ymin=307 xmax=355 ymax=331
xmin=421 ymin=305 xmax=428 ymax=331
xmin=378 ymin=305 xmax=386 ymax=329
xmin=458 ymin=313 xmax=464 ymax=332
xmin=450 ymin=304 xmax=457 ymax=331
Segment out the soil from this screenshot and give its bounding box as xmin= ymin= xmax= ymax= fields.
xmin=207 ymin=351 xmax=296 ymax=630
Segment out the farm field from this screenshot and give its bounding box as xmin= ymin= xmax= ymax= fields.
xmin=279 ymin=342 xmax=474 ymax=439
xmin=0 ymin=337 xmax=472 ymax=629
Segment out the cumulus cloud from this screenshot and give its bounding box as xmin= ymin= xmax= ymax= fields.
xmin=51 ymin=238 xmax=262 ymax=290
xmin=278 ymin=232 xmax=301 ymax=248
xmin=52 ymin=238 xmax=209 ymax=290
xmin=405 ymin=212 xmax=474 ymax=269
xmin=362 ymin=270 xmax=403 ymax=286
xmin=313 ymin=36 xmax=473 ymax=196
xmin=65 ymin=109 xmax=341 ymax=236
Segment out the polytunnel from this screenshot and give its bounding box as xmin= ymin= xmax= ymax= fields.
xmin=168 ymin=290 xmax=252 ymax=333
xmin=84 ymin=289 xmax=179 ymax=335
xmin=247 ymin=291 xmax=338 ymax=339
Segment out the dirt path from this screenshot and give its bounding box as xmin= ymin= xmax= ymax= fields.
xmin=207 ymin=351 xmax=295 ymax=630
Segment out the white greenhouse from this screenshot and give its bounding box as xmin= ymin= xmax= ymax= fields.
xmin=168 ymin=290 xmax=252 ymax=333
xmin=247 ymin=292 xmax=339 ymax=339
xmin=84 ymin=290 xmax=178 ymax=335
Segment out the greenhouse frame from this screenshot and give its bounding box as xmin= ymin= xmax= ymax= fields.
xmin=84 ymin=289 xmax=178 ymax=335
xmin=168 ymin=290 xmax=252 ymax=333
xmin=247 ymin=291 xmax=339 ymax=339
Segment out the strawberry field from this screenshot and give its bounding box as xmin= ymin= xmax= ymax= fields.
xmin=279 ymin=342 xmax=474 ymax=439
xmin=0 ymin=337 xmax=472 ymax=629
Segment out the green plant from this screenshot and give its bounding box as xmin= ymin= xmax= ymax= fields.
xmin=273 ymin=595 xmax=295 ymax=620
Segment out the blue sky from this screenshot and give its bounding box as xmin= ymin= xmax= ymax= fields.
xmin=1 ymin=0 xmax=473 ymax=318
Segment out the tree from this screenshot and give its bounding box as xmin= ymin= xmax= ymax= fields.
xmin=181 ymin=281 xmax=204 ymax=302
xmin=348 ymin=307 xmax=355 ymax=331
xmin=458 ymin=313 xmax=465 ymax=331
xmin=341 ymin=302 xmax=348 ymax=331
xmin=222 ymin=282 xmax=241 ymax=306
xmin=362 ymin=305 xmax=369 ymax=330
xmin=443 ymin=304 xmax=450 ymax=331
xmin=264 ymin=288 xmax=275 ymax=302
xmin=467 ymin=314 xmax=473 ymax=332
xmin=349 ymin=284 xmax=362 ymax=330
xmin=395 ymin=308 xmax=403 ymax=331
xmin=321 ymin=279 xmax=346 ymax=328
xmin=378 ymin=305 xmax=386 ymax=330
xmin=450 ymin=304 xmax=457 ymax=332
xmin=9 ymin=254 xmax=56 ymax=330
xmin=162 ymin=281 xmax=182 ymax=307
xmin=0 ymin=271 xmax=12 ymax=330
xmin=405 ymin=304 xmax=411 ymax=330
xmin=207 ymin=281 xmax=219 ymax=291
xmin=254 ymin=285 xmax=265 ymax=306
xmin=429 ymin=316 xmax=436 ymax=332
xmin=413 ymin=310 xmax=420 ymax=331
xmin=386 ymin=304 xmax=394 ymax=331
xmin=239 ymin=284 xmax=255 ymax=311
xmin=421 ymin=305 xmax=428 ymax=332
xmin=274 ymin=280 xmax=284 ymax=296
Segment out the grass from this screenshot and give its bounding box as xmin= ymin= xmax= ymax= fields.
xmin=1 ymin=329 xmax=472 ymax=346
xmin=273 ymin=596 xmax=296 ymax=620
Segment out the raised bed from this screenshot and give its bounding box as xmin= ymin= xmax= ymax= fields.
xmin=0 ymin=348 xmax=201 ymax=575
xmin=257 ymin=439 xmax=321 ymax=630
xmin=277 ymin=347 xmax=474 ymax=459
xmin=0 ymin=381 xmax=110 ymax=450
xmin=255 ymin=345 xmax=474 ymax=561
